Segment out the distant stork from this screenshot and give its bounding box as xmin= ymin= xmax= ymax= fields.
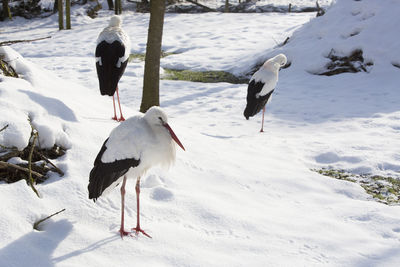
xmin=243 ymin=54 xmax=287 ymax=132
xmin=88 ymin=106 xmax=185 ymax=238
xmin=95 ymin=15 xmax=131 ymax=122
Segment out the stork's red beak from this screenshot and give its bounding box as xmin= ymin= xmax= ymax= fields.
xmin=164 ymin=123 xmax=185 ymax=151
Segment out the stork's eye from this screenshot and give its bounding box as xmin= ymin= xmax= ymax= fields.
xmin=158 ymin=117 xmax=164 ymax=123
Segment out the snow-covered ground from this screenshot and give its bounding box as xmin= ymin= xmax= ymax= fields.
xmin=1 ymin=0 xmax=400 ymax=266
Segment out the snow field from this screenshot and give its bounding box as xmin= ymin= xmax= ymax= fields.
xmin=1 ymin=0 xmax=400 ymax=266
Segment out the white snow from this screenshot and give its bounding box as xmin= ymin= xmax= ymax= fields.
xmin=1 ymin=0 xmax=400 ymax=266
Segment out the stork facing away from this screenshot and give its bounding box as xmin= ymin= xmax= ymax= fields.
xmin=95 ymin=15 xmax=131 ymax=122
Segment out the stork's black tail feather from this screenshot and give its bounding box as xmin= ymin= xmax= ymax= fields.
xmin=244 ymin=80 xmax=274 ymax=119
xmin=243 ymin=94 xmax=270 ymax=119
xmin=95 ymin=40 xmax=128 ymax=96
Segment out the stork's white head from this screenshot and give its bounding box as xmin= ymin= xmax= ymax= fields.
xmin=144 ymin=106 xmax=169 ymax=127
xmin=264 ymin=53 xmax=287 ymax=71
xmin=109 ymin=15 xmax=122 ymax=27
xmin=144 ymin=106 xmax=185 ymax=151
xmin=272 ymin=54 xmax=287 ymax=67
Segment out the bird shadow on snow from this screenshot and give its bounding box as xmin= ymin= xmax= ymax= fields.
xmin=19 ymin=90 xmax=78 ymax=122
xmin=52 ymin=235 xmax=120 ymax=264
xmin=0 ymin=219 xmax=73 ymax=267
xmin=161 ymin=85 xmax=228 ymax=108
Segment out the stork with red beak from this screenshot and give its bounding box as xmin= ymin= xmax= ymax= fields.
xmin=88 ymin=106 xmax=185 ymax=238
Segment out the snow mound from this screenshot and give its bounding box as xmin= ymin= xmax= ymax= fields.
xmin=275 ymin=0 xmax=400 ymax=74
xmin=0 ymin=46 xmax=72 ymax=150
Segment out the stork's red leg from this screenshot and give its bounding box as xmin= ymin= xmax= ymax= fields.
xmin=260 ymin=106 xmax=266 ymax=133
xmin=116 ymin=87 xmax=125 ymax=122
xmin=119 ymin=176 xmax=130 ymax=238
xmin=112 ymin=94 xmax=118 ymax=121
xmin=132 ymin=177 xmax=152 ymax=238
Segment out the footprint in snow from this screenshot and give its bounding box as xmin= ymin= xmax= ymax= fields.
xmin=342 ymin=28 xmax=362 ymax=39
xmin=151 ymin=187 xmax=174 ymax=201
xmin=351 ymin=214 xmax=372 ymax=222
xmin=392 ymin=227 xmax=400 ymax=233
xmin=360 ymin=12 xmax=375 ymax=21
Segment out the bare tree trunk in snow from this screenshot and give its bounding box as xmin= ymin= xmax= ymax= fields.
xmin=140 ymin=0 xmax=166 ymax=112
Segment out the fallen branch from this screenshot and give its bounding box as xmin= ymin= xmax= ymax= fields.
xmin=33 ymin=150 xmax=64 ymax=176
xmin=0 ymin=125 xmax=9 ymax=149
xmin=0 ymin=124 xmax=9 ymax=133
xmin=316 ymin=0 xmax=325 ymax=17
xmin=0 ymin=161 xmax=44 ymax=179
xmin=33 ymin=208 xmax=66 ymax=230
xmin=28 ymin=130 xmax=40 ymax=198
xmin=0 ymin=36 xmax=51 ymax=47
xmin=0 ymin=150 xmax=21 ymax=161
xmin=281 ymin=37 xmax=290 ymax=46
xmin=0 ymin=57 xmax=18 ymax=77
xmin=185 ymin=0 xmax=216 ymax=12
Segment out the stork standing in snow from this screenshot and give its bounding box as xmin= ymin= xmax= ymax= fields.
xmin=95 ymin=15 xmax=131 ymax=122
xmin=243 ymin=54 xmax=287 ymax=132
xmin=88 ymin=106 xmax=185 ymax=238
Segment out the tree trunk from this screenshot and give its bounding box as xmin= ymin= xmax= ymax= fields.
xmin=225 ymin=0 xmax=229 ymax=13
xmin=53 ymin=0 xmax=58 ymax=13
xmin=58 ymin=0 xmax=64 ymax=30
xmin=107 ymin=0 xmax=114 ymax=10
xmin=140 ymin=0 xmax=166 ymax=113
xmin=114 ymin=0 xmax=122 ymax=14
xmin=2 ymin=0 xmax=12 ymax=20
xmin=66 ymin=0 xmax=71 ymax=29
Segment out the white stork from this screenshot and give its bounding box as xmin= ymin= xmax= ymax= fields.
xmin=95 ymin=15 xmax=131 ymax=122
xmin=88 ymin=106 xmax=185 ymax=238
xmin=243 ymin=54 xmax=287 ymax=132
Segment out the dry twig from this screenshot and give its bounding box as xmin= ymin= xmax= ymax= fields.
xmin=28 ymin=130 xmax=40 ymax=197
xmin=33 ymin=150 xmax=64 ymax=176
xmin=0 ymin=124 xmax=9 ymax=133
xmin=0 ymin=125 xmax=9 ymax=148
xmin=33 ymin=208 xmax=66 ymax=230
xmin=0 ymin=36 xmax=51 ymax=47
xmin=185 ymin=0 xmax=216 ymax=11
xmin=0 ymin=161 xmax=44 ymax=178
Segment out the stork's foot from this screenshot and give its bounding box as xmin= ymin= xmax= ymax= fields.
xmin=259 ymin=129 xmax=264 ymax=133
xmin=112 ymin=116 xmax=119 ymax=121
xmin=119 ymin=228 xmax=131 ymax=238
xmin=132 ymin=226 xmax=152 ymax=238
xmin=118 ymin=116 xmax=125 ymax=122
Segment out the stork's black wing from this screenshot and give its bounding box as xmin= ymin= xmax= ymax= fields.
xmin=88 ymin=138 xmax=140 ymax=201
xmin=243 ymin=80 xmax=274 ymax=119
xmin=95 ymin=40 xmax=128 ymax=96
